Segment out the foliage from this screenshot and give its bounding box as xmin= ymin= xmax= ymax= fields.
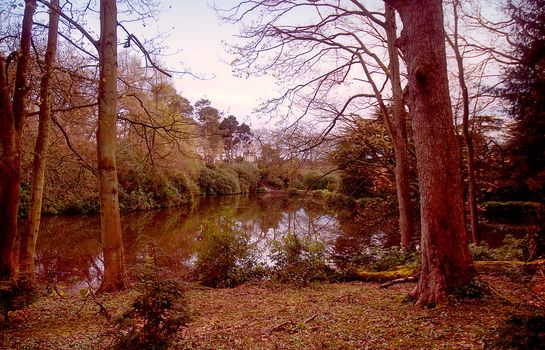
xmin=352 ymin=246 xmax=420 ymax=272
xmin=230 ymin=162 xmax=260 ymax=193
xmin=488 ymin=315 xmax=545 ymax=349
xmin=193 ymin=218 xmax=259 ymax=287
xmin=470 ymin=235 xmax=529 ymax=261
xmin=499 ymin=0 xmax=545 ymax=200
xmin=451 ymin=278 xmax=488 ymax=300
xmin=113 ymin=271 xmax=190 ymax=350
xmin=197 ymin=166 xmax=241 ymax=196
xmin=329 ymin=118 xmax=407 ymax=198
xmin=64 ymin=197 xmax=99 ymax=215
xmin=302 ymin=171 xmax=339 ymax=192
xmin=481 ymin=201 xmax=543 ymax=224
xmin=267 ymin=176 xmax=285 ymax=190
xmin=269 ymin=232 xmax=334 ymax=285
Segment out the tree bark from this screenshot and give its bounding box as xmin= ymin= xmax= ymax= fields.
xmin=18 ymin=0 xmax=60 ymax=289
xmin=385 ymin=4 xmax=415 ymax=250
xmin=384 ymin=0 xmax=474 ymax=305
xmin=97 ymin=0 xmax=126 ymax=292
xmin=0 ymin=0 xmax=36 ymax=279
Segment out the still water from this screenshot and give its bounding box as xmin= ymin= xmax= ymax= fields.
xmin=33 ymin=194 xmax=401 ymax=289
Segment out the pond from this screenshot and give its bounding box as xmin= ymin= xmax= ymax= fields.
xmin=31 ymin=194 xmax=398 ymax=289
xmin=31 ymin=194 xmax=513 ymax=291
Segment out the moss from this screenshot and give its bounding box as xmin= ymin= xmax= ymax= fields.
xmin=343 ymin=266 xmax=417 ymax=282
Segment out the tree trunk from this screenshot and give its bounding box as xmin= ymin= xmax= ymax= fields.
xmin=385 ymin=0 xmax=474 ymax=305
xmin=97 ymin=0 xmax=126 ymax=292
xmin=449 ymin=0 xmax=480 ymax=244
xmin=18 ymin=0 xmax=60 ymax=289
xmin=385 ymin=5 xmax=415 ymax=250
xmin=0 ymin=0 xmax=36 ymax=279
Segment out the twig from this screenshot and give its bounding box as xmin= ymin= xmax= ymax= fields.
xmin=53 ymin=284 xmax=66 ymax=298
xmin=73 ymin=289 xmax=92 ymax=316
xmin=270 ymin=320 xmax=293 ymax=333
xmin=303 ymin=314 xmax=317 ymax=324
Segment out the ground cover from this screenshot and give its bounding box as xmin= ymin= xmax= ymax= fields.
xmin=1 ymin=270 xmax=543 ymax=350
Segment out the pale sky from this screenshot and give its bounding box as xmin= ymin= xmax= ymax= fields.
xmin=129 ymin=1 xmax=277 ymax=127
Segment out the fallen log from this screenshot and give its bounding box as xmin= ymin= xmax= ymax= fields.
xmin=380 ymin=273 xmax=420 ymax=288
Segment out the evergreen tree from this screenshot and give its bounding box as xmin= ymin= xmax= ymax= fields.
xmin=502 ymin=0 xmax=545 ymax=199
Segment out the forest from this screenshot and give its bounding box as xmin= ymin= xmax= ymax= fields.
xmin=0 ymin=0 xmax=544 ymax=349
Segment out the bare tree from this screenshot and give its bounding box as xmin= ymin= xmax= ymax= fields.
xmin=218 ymin=0 xmax=416 ymax=249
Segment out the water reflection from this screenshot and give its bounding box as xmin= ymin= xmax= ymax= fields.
xmin=33 ymin=194 xmax=400 ymax=289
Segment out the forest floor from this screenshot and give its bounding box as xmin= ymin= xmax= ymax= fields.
xmin=1 ymin=269 xmax=544 ymax=350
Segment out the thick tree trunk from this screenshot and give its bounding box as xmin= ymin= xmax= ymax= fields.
xmin=385 ymin=0 xmax=474 ymax=305
xmin=97 ymin=0 xmax=126 ymax=292
xmin=18 ymin=0 xmax=60 ymax=289
xmin=385 ymin=5 xmax=415 ymax=250
xmin=0 ymin=0 xmax=36 ymax=279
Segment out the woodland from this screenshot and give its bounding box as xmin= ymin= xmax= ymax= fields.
xmin=0 ymin=0 xmax=544 ymax=349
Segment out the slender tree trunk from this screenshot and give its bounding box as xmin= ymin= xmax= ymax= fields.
xmin=97 ymin=0 xmax=126 ymax=292
xmin=449 ymin=0 xmax=480 ymax=244
xmin=385 ymin=5 xmax=415 ymax=250
xmin=0 ymin=58 xmax=20 ymax=277
xmin=18 ymin=0 xmax=60 ymax=289
xmin=0 ymin=0 xmax=36 ymax=279
xmin=385 ymin=0 xmax=474 ymax=305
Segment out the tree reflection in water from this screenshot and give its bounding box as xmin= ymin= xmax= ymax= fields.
xmin=32 ymin=194 xmax=405 ymax=291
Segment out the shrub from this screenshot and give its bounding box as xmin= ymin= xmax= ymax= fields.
xmin=121 ymin=188 xmax=156 ymax=211
xmin=482 ymin=201 xmax=543 ymax=224
xmin=113 ymin=273 xmax=190 ymax=350
xmin=64 ymin=197 xmax=99 ymax=215
xmin=171 ymin=172 xmax=199 ymax=203
xmin=488 ymin=315 xmax=545 ymax=349
xmin=270 ymin=232 xmax=334 ymax=285
xmin=230 ymin=162 xmax=260 ymax=193
xmin=268 ymin=177 xmax=285 ymax=190
xmin=198 ymin=166 xmax=241 ymax=195
xmin=353 ymin=246 xmax=420 ymax=272
xmin=303 ymin=171 xmax=338 ymax=191
xmin=470 ymin=235 xmax=529 ymax=261
xmin=193 ymin=218 xmax=258 ymax=287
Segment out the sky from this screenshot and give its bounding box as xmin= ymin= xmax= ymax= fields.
xmin=128 ymin=1 xmax=278 ymax=127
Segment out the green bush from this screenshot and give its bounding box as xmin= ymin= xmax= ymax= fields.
xmin=470 ymin=235 xmax=529 ymax=261
xmin=197 ymin=166 xmax=241 ymax=195
xmin=270 ymin=232 xmax=334 ymax=285
xmin=482 ymin=201 xmax=543 ymax=224
xmin=113 ymin=273 xmax=190 ymax=350
xmin=193 ymin=218 xmax=258 ymax=287
xmin=303 ymin=171 xmax=338 ymax=191
xmin=230 ymin=162 xmax=260 ymax=193
xmin=171 ymin=172 xmax=199 ymax=203
xmin=64 ymin=197 xmax=99 ymax=215
xmin=121 ymin=188 xmax=156 ymax=211
xmin=119 ymin=168 xmax=198 ymax=210
xmin=353 ymin=246 xmax=420 ymax=272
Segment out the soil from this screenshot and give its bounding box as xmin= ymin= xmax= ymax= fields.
xmin=1 ymin=271 xmax=543 ymax=350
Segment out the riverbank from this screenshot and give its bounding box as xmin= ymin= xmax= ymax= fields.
xmin=1 ymin=270 xmax=543 ymax=349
